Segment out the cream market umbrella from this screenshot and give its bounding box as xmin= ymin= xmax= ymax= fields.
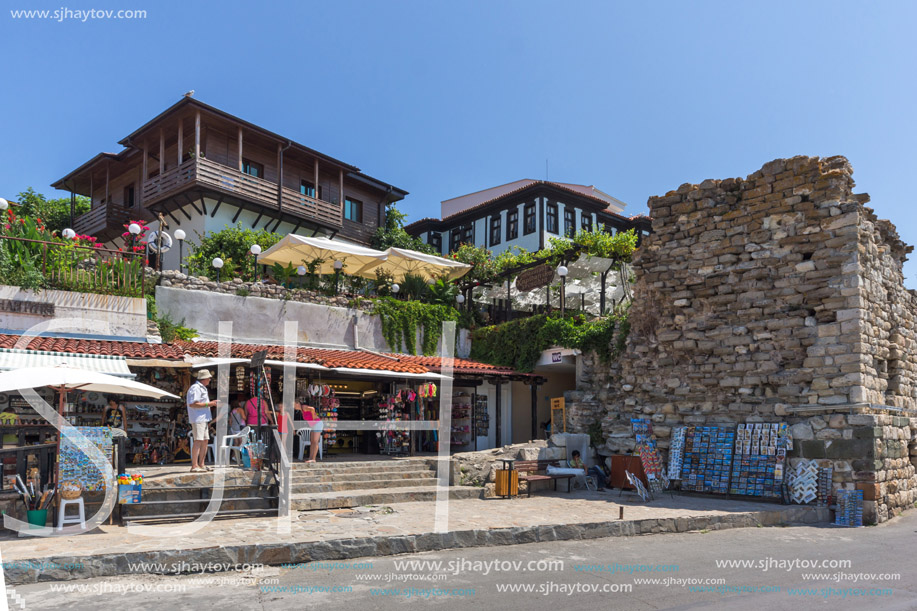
xmin=363 ymin=247 xmax=472 ymax=282
xmin=0 ymin=365 xmax=180 ymax=491
xmin=256 ymin=234 xmax=387 ymax=277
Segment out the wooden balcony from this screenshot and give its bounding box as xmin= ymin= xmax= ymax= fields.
xmin=72 ymin=202 xmax=136 ymax=241
xmin=141 ymin=157 xmax=342 ymax=229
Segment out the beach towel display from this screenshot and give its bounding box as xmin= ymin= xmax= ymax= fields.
xmin=631 ymin=418 xmax=667 ymax=492
xmin=60 ymin=426 xmax=113 ymax=492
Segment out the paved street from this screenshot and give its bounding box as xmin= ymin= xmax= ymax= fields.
xmin=12 ymin=510 xmax=917 ymax=610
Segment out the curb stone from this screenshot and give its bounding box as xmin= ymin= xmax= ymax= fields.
xmin=3 ymin=506 xmax=830 ymax=585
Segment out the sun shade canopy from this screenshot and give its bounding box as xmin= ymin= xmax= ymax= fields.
xmin=256 ymin=235 xmax=387 ymax=277
xmin=364 ymin=247 xmax=471 ymax=282
xmin=0 ymin=366 xmax=180 ymax=399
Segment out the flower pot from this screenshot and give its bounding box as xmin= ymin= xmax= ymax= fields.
xmin=26 ymin=509 xmax=47 ymax=529
xmin=250 ymin=458 xmax=263 ymax=472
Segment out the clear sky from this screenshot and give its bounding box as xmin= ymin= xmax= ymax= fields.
xmin=3 ymin=1 xmax=916 ymax=284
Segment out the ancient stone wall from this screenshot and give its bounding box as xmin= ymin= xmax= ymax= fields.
xmin=566 ymin=156 xmax=917 ymax=523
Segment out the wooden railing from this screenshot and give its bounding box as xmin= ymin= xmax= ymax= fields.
xmin=280 ymin=185 xmax=342 ymax=228
xmin=141 ymin=157 xmax=343 ymax=228
xmin=195 ymin=157 xmax=278 ymax=207
xmin=141 ymin=157 xmax=197 ymax=203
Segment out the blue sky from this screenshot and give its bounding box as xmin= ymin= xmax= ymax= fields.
xmin=3 ymin=1 xmax=916 ymax=284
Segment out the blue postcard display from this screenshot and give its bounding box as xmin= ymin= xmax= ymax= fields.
xmin=60 ymin=426 xmax=113 ymax=491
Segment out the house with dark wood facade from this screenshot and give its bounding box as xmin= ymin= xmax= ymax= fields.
xmin=404 ymin=179 xmax=651 ymax=256
xmin=52 ymin=97 xmax=407 ymax=270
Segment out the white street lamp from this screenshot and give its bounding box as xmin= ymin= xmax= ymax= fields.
xmin=250 ymin=244 xmax=262 ymax=255
xmin=557 ymin=264 xmax=569 ymax=314
xmin=0 ymin=198 xmax=8 ymax=211
xmin=212 ymin=257 xmax=224 ymax=283
xmin=333 ymin=259 xmax=343 ymax=271
xmin=456 ymin=294 xmax=465 ymax=304
xmin=128 ymin=223 xmax=141 ymax=235
xmin=62 ymin=228 xmax=76 ymax=240
xmin=174 ymin=229 xmax=186 ymax=274
xmin=391 ymin=283 xmax=400 ymax=295
xmin=297 ymin=265 xmax=307 ymax=276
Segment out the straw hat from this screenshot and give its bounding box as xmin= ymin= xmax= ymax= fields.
xmin=195 ymin=369 xmax=213 ymax=380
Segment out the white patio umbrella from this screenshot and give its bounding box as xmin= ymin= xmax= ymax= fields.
xmin=0 ymin=366 xmax=180 ymax=401
xmin=256 ymin=234 xmax=386 ymax=277
xmin=360 ymin=247 xmax=472 ymax=282
xmin=0 ymin=365 xmax=180 ymax=494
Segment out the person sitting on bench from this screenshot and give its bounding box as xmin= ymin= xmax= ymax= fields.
xmin=568 ymin=450 xmax=608 ymax=489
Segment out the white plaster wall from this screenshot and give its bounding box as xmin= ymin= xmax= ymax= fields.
xmin=0 ymin=286 xmax=147 ymax=339
xmin=156 ymin=286 xmax=473 ymax=358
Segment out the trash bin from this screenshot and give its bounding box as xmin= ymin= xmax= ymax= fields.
xmin=495 ymin=459 xmax=518 ymax=498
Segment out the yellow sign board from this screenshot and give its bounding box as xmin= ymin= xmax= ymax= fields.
xmin=550 ymin=397 xmax=566 ymax=433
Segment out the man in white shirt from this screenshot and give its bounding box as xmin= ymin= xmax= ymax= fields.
xmin=187 ymin=369 xmax=218 ymax=473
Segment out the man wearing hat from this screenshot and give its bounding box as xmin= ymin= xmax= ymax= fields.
xmin=187 ymin=370 xmax=219 ymax=473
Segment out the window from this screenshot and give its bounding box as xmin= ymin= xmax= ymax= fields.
xmin=507 ymin=209 xmax=519 ymax=240
xmin=450 ymin=228 xmax=463 ymax=252
xmin=523 ymin=203 xmax=536 ymax=235
xmin=490 ymin=215 xmax=502 ymax=246
xmin=564 ymin=208 xmax=575 ymax=237
xmin=242 ymin=158 xmax=263 ymax=178
xmin=123 ymin=185 xmax=135 ymax=209
xmin=300 ymin=180 xmax=323 ymax=200
xmin=546 ymin=203 xmax=558 ymax=234
xmin=463 ymin=223 xmax=473 ymax=244
xmin=429 ymin=232 xmax=442 ymax=252
xmin=581 ymin=213 xmax=592 ymax=232
xmin=344 ymin=197 xmax=363 ymax=223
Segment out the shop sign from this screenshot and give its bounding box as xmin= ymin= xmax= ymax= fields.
xmin=515 ymin=264 xmax=554 ymax=292
xmin=0 ymin=299 xmax=54 ymax=317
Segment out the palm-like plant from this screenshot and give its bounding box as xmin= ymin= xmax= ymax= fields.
xmin=428 ymin=277 xmax=458 ymax=307
xmin=399 ymin=273 xmax=430 ymax=301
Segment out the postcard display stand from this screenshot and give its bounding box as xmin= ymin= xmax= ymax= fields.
xmin=680 ymin=426 xmax=735 ymax=494
xmin=672 ymin=423 xmax=788 ymax=499
xmin=631 ymin=419 xmax=667 ymax=493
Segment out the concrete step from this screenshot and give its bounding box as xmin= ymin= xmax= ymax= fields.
xmin=290 ymin=485 xmax=483 ymax=511
xmin=292 ymin=477 xmax=441 ymax=494
xmin=291 ymin=464 xmax=438 ymax=476
xmin=292 ymin=469 xmax=438 ymax=483
xmin=291 ymin=459 xmax=438 ymax=471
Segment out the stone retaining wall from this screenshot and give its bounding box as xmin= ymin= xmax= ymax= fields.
xmin=566 ymin=156 xmax=917 ymax=523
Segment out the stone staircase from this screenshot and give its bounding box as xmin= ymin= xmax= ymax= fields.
xmin=290 ymin=458 xmax=483 ymax=511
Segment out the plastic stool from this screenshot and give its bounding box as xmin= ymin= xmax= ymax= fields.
xmin=57 ymin=497 xmax=86 ymax=531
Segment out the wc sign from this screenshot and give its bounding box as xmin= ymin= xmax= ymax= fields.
xmin=551 ymin=351 xmax=562 ymax=363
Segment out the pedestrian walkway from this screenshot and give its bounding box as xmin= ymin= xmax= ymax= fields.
xmin=0 ymin=489 xmax=829 ymax=585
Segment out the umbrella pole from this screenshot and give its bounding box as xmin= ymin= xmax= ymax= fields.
xmin=55 ymin=386 xmax=66 ymax=494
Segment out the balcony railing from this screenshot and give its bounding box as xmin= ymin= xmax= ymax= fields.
xmin=72 ymin=202 xmax=135 ymax=237
xmin=141 ymin=157 xmax=342 ymax=228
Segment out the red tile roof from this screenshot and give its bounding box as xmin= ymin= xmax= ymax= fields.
xmin=179 ymin=341 xmax=429 ymax=374
xmin=0 ymin=334 xmax=186 ymax=359
xmin=0 ymin=334 xmax=531 ymax=378
xmin=397 ymin=355 xmax=537 ymax=378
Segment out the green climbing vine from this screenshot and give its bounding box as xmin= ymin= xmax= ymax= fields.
xmin=470 ymin=309 xmax=630 ymax=372
xmin=372 ymin=297 xmax=460 ymax=356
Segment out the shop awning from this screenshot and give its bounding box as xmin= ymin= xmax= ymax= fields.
xmin=0 ymin=348 xmax=134 ymax=378
xmin=328 ymin=367 xmax=447 ymax=380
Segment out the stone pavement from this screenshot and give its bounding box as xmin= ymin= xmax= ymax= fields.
xmin=0 ymin=487 xmax=829 ymax=585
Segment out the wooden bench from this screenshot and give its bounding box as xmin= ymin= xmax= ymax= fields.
xmin=515 ymin=460 xmax=575 ymax=497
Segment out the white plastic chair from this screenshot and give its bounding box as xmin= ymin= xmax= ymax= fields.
xmin=187 ymin=430 xmax=216 ymax=463
xmin=297 ymin=428 xmax=323 ymax=461
xmin=220 ymin=426 xmax=251 ymax=466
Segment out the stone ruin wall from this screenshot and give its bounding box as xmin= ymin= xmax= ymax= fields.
xmin=566 ymin=156 xmax=917 ymax=523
